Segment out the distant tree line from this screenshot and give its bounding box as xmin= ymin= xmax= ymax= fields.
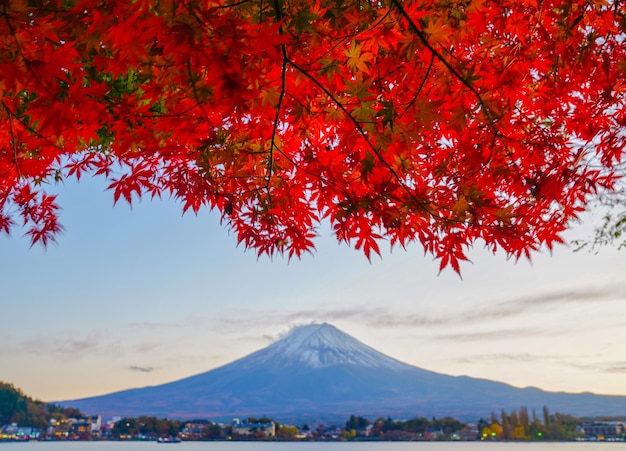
xmin=109 ymin=416 xmax=305 ymax=440
xmin=478 ymin=406 xmax=582 ymax=440
xmin=0 ymin=382 xmax=83 ymax=429
xmin=344 ymin=407 xmax=589 ymax=441
xmin=112 ymin=416 xmax=182 ymax=438
xmin=343 ymin=415 xmax=467 ymax=440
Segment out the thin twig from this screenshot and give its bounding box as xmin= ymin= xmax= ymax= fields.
xmin=389 ymin=0 xmax=502 ymax=136
xmin=2 ymin=101 xmax=22 ymax=179
xmin=287 ymin=58 xmax=436 ymax=218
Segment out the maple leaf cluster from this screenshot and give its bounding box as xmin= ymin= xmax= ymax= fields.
xmin=0 ymin=0 xmax=624 ymax=272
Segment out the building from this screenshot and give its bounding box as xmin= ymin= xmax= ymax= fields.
xmin=70 ymin=417 xmax=97 ymax=438
xmin=46 ymin=416 xmax=102 ymax=439
xmin=0 ymin=424 xmax=42 ymax=441
xmin=231 ymin=418 xmax=275 ymax=438
xmin=582 ymin=422 xmax=626 ymax=439
xmin=181 ymin=420 xmax=212 ymax=439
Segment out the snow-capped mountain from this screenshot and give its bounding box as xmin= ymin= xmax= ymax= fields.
xmin=238 ymin=323 xmax=407 ymax=370
xmin=60 ymin=323 xmax=626 ymax=422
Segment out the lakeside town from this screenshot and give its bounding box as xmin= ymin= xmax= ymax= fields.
xmin=2 ymin=381 xmax=625 ymax=443
xmin=2 ymin=413 xmax=626 ymax=442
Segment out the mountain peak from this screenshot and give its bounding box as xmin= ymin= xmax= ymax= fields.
xmin=60 ymin=323 xmax=626 ymax=422
xmin=236 ymin=323 xmax=409 ymax=370
xmin=279 ymin=322 xmax=344 ymax=347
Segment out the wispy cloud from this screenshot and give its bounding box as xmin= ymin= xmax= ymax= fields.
xmin=482 ymin=285 xmax=626 ymax=314
xmin=200 ymin=283 xmax=626 ymax=338
xmin=129 ymin=365 xmax=154 ymax=373
xmin=463 ymin=285 xmax=626 ymax=323
xmin=134 ymin=343 xmax=160 ymax=353
xmin=502 ymin=357 xmax=626 ymax=374
xmin=457 ymin=352 xmax=564 ymax=363
xmin=364 ymin=313 xmax=451 ymax=328
xmin=6 ymin=330 xmax=156 ymax=361
xmin=15 ymin=333 xmax=102 ymax=358
xmin=434 ymin=328 xmax=543 ymax=342
xmin=207 ymin=306 xmax=449 ymax=335
xmin=128 ymin=322 xmax=188 ymax=330
xmin=131 ymin=282 xmax=626 ymax=365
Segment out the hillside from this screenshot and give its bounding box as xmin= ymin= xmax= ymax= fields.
xmin=0 ymin=382 xmax=82 ymax=428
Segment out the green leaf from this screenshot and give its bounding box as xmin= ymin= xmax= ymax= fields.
xmin=291 ymin=7 xmax=320 ymax=36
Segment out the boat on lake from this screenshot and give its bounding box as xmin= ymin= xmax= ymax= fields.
xmin=157 ymin=436 xmax=181 ymax=443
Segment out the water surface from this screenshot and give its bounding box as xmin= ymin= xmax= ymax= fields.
xmin=2 ymin=441 xmax=626 ymax=451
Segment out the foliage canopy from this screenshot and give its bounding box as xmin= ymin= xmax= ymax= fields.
xmin=0 ymin=382 xmax=83 ymax=428
xmin=1 ymin=0 xmax=624 ymax=271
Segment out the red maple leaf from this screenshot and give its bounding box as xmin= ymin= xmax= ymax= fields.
xmin=0 ymin=0 xmax=623 ymax=273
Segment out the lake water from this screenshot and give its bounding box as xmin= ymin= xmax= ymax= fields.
xmin=2 ymin=442 xmax=625 ymax=451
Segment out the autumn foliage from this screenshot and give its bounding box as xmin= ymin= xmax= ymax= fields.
xmin=1 ymin=0 xmax=624 ymax=271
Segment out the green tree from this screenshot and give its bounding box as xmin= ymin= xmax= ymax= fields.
xmin=340 ymin=429 xmax=356 ymax=440
xmin=369 ymin=417 xmax=387 ymax=436
xmin=519 ymin=407 xmax=530 ymax=432
xmin=0 ymin=382 xmax=83 ymax=429
xmin=433 ymin=416 xmax=464 ymax=435
xmin=112 ymin=418 xmax=140 ymax=437
xmin=403 ymin=417 xmax=430 ymax=435
xmin=166 ymin=420 xmax=181 ymax=437
xmin=205 ymin=423 xmax=223 ymax=439
xmin=0 ymin=383 xmax=26 ymax=425
xmin=276 ymin=424 xmax=300 ymax=440
xmin=345 ymin=415 xmax=370 ymax=431
xmin=543 ymin=406 xmax=551 ymax=428
xmin=481 ymin=422 xmax=503 ymax=440
xmin=501 ymin=409 xmax=511 ymax=439
xmin=528 ymin=419 xmax=548 ymax=440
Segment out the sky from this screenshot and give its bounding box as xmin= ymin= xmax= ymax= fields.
xmin=2 ymin=173 xmax=626 ymax=405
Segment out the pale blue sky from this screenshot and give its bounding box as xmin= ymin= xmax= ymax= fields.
xmin=2 ymin=174 xmax=626 ymax=404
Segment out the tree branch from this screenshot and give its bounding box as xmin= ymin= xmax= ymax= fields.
xmin=388 ymin=0 xmax=502 ymax=136
xmin=286 ymin=57 xmax=437 ymax=219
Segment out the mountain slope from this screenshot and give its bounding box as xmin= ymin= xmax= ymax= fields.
xmin=60 ymin=323 xmax=626 ymax=422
